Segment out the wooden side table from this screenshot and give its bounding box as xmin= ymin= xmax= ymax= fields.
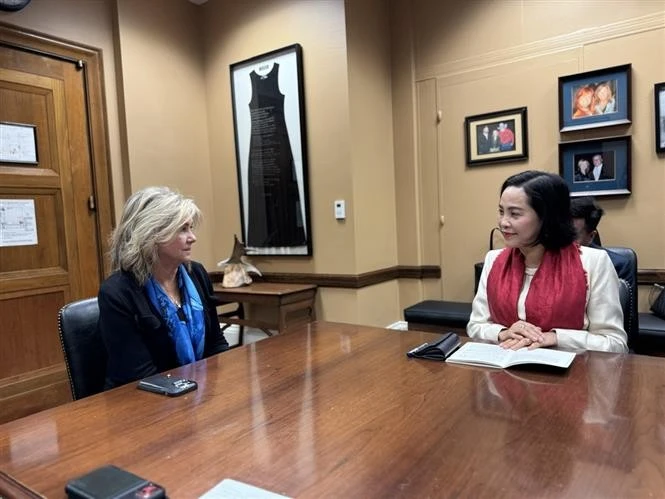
xmin=213 ymin=282 xmax=317 ymax=345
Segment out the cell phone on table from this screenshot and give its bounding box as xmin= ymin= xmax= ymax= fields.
xmin=137 ymin=373 xmax=197 ymax=397
xmin=65 ymin=464 xmax=165 ymax=498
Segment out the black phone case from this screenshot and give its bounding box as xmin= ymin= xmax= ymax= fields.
xmin=406 ymin=332 xmax=461 ymax=361
xmin=136 ymin=373 xmax=197 ymax=397
xmin=65 ymin=465 xmax=165 ymax=499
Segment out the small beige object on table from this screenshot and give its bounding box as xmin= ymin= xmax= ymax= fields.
xmin=213 ymin=282 xmax=317 ymax=343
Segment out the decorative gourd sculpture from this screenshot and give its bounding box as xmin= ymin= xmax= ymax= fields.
xmin=217 ymin=235 xmax=262 ymax=288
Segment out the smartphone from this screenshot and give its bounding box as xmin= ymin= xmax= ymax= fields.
xmin=137 ymin=373 xmax=197 ymax=397
xmin=65 ymin=464 xmax=165 ymax=499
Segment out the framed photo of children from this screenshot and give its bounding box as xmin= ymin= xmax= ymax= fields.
xmin=558 ymin=64 xmax=631 ymax=132
xmin=655 ymin=82 xmax=665 ymax=153
xmin=464 ymin=107 xmax=528 ymax=166
xmin=230 ymin=44 xmax=313 ymax=256
xmin=559 ymin=136 xmax=631 ymax=198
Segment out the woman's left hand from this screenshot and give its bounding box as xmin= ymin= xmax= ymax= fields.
xmin=525 ymin=331 xmax=557 ymax=350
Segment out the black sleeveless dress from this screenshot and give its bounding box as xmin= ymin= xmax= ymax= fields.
xmin=246 ymin=63 xmax=306 ymax=248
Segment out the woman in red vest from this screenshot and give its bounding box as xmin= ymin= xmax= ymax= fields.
xmin=467 ymin=171 xmax=627 ymax=353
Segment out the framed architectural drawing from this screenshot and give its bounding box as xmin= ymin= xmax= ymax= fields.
xmin=230 ymin=44 xmax=312 ymax=256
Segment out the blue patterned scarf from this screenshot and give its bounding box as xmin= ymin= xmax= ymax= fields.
xmin=145 ymin=265 xmax=206 ymax=365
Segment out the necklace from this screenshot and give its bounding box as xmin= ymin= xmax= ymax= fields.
xmin=165 ymin=291 xmax=181 ymax=308
xmin=159 ymin=281 xmax=182 ymax=308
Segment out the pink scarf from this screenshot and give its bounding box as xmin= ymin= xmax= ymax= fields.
xmin=486 ymin=244 xmax=587 ymax=331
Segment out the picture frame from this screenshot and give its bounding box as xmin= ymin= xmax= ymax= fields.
xmin=230 ymin=44 xmax=312 ymax=256
xmin=655 ymin=82 xmax=665 ymax=153
xmin=558 ymin=64 xmax=631 ymax=132
xmin=464 ymin=107 xmax=528 ymax=166
xmin=559 ymin=136 xmax=631 ymax=198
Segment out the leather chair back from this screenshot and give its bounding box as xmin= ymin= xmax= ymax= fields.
xmin=606 ymin=246 xmax=638 ymax=350
xmin=57 ymin=297 xmax=107 ymax=400
xmin=618 ymin=278 xmax=632 ymax=339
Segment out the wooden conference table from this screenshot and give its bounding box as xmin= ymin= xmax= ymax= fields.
xmin=1 ymin=322 xmax=664 ymax=498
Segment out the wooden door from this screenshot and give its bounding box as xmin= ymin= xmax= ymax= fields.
xmin=0 ymin=24 xmax=114 ymax=423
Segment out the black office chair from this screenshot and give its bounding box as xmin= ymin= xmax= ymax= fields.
xmin=605 ymin=246 xmax=638 ymax=351
xmin=618 ymin=278 xmax=632 ymax=345
xmin=57 ymin=297 xmax=107 ymax=400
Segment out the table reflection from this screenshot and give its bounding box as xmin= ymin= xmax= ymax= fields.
xmin=473 ymin=352 xmax=635 ymax=485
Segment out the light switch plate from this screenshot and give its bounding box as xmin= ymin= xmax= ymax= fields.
xmin=334 ymin=200 xmax=345 ymax=220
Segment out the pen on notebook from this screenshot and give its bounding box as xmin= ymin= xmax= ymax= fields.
xmin=408 ymin=342 xmax=429 ymax=355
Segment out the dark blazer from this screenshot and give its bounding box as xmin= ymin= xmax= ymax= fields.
xmin=477 ymin=132 xmax=491 ymax=154
xmin=98 ymin=261 xmax=229 ymax=389
xmin=594 ymin=164 xmax=614 ymax=180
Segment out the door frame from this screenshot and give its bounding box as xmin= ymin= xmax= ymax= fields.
xmin=0 ymin=21 xmax=114 ymax=277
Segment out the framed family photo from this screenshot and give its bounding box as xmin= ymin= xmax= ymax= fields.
xmin=558 ymin=64 xmax=631 ymax=132
xmin=230 ymin=44 xmax=312 ymax=256
xmin=464 ymin=107 xmax=528 ymax=166
xmin=655 ymin=82 xmax=665 ymax=153
xmin=559 ymin=136 xmax=631 ymax=198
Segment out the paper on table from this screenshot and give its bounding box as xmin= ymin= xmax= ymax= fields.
xmin=199 ymin=479 xmax=291 ymax=499
xmin=445 ymin=342 xmax=575 ymax=369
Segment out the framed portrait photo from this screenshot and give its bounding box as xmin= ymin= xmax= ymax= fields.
xmin=230 ymin=44 xmax=312 ymax=256
xmin=559 ymin=136 xmax=631 ymax=198
xmin=655 ymin=82 xmax=665 ymax=153
xmin=558 ymin=64 xmax=631 ymax=132
xmin=464 ymin=107 xmax=528 ymax=166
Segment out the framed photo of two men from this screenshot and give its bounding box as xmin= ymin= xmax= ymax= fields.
xmin=559 ymin=136 xmax=631 ymax=198
xmin=464 ymin=107 xmax=528 ymax=166
xmin=558 ymin=64 xmax=631 ymax=132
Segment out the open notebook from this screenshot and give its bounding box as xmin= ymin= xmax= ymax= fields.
xmin=445 ymin=342 xmax=576 ymax=369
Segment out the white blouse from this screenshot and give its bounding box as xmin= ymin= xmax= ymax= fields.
xmin=467 ymin=246 xmax=628 ymax=353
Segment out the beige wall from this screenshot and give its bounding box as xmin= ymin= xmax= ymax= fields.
xmin=200 ymin=0 xmax=353 ymax=275
xmin=2 ymin=0 xmax=403 ymax=327
xmin=201 ymin=0 xmax=400 ymax=325
xmin=393 ymin=0 xmax=665 ymax=310
xmin=115 ymin=0 xmax=217 ymax=267
xmin=6 ymin=0 xmax=664 ymax=326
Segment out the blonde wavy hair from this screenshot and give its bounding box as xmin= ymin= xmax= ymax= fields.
xmin=109 ymin=186 xmax=202 ymax=285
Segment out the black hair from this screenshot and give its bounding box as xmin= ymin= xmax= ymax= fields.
xmin=501 ymin=170 xmax=576 ymax=250
xmin=570 ymin=196 xmax=604 ymax=232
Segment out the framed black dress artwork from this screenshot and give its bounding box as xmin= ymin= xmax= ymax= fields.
xmin=230 ymin=44 xmax=312 ymax=256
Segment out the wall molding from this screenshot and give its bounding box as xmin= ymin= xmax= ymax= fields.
xmin=212 ymin=266 xmax=664 ymax=289
xmin=638 ymin=270 xmax=665 ymax=286
xmin=417 ymin=11 xmax=665 ymax=81
xmin=210 ymin=265 xmax=441 ymax=289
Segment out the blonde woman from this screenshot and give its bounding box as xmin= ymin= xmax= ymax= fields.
xmin=98 ymin=187 xmax=229 ymax=389
xmin=594 ymin=82 xmax=616 ymax=115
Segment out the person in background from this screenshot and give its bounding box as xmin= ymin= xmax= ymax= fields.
xmin=570 ymin=196 xmax=604 ymax=247
xmin=593 ymin=82 xmax=616 ymax=115
xmin=478 ymin=125 xmax=491 ymax=154
xmin=498 ymin=122 xmax=515 ymax=151
xmin=467 ymin=170 xmax=627 ymax=353
xmin=490 ymin=128 xmax=501 ymax=152
xmin=570 ymin=196 xmax=631 ymax=280
xmin=98 ymin=186 xmax=229 ymax=389
xmin=590 ymin=153 xmax=614 ymax=181
xmin=572 ymin=85 xmax=595 ymax=118
xmin=574 ymin=158 xmax=592 ymax=182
